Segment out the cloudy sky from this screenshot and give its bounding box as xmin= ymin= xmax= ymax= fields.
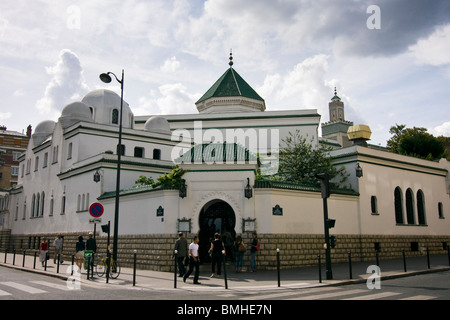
xmin=1 ymin=0 xmax=449 ymax=146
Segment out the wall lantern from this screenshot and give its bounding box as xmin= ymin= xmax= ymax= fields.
xmin=356 ymin=163 xmax=363 ymax=178
xmin=179 ymin=179 xmax=187 ymax=198
xmin=244 ymin=177 xmax=253 ymax=199
xmin=93 ymin=169 xmax=101 ymax=183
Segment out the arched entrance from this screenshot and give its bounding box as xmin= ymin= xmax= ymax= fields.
xmin=198 ymin=199 xmax=236 ymax=262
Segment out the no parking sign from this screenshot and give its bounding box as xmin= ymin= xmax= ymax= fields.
xmin=89 ymin=202 xmax=104 ymax=218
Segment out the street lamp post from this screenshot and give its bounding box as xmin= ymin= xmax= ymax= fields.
xmin=316 ymin=172 xmax=334 ymax=280
xmin=99 ymin=70 xmax=124 ymax=263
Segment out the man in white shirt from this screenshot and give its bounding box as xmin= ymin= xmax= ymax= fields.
xmin=183 ymin=236 xmax=201 ymax=284
xmin=53 ymin=234 xmax=64 ymax=264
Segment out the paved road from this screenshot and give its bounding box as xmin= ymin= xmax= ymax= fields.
xmin=1 ymin=266 xmax=449 ymax=301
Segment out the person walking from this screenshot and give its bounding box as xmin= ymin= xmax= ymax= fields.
xmin=53 ymin=234 xmax=64 ymax=264
xmin=174 ymin=232 xmax=188 ymax=277
xmin=248 ymin=232 xmax=259 ymax=272
xmin=234 ymin=235 xmax=245 ymax=272
xmin=85 ymin=232 xmax=97 ymax=253
xmin=39 ymin=238 xmax=49 ymax=267
xmin=183 ymin=236 xmax=201 ymax=284
xmin=210 ymin=232 xmax=224 ymax=278
xmin=75 ymin=235 xmax=85 ymax=270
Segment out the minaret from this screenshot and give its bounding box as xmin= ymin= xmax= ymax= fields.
xmin=321 ymin=88 xmax=354 ymax=147
xmin=195 ymin=51 xmax=265 ymax=113
xmin=329 ymin=88 xmax=345 ymax=122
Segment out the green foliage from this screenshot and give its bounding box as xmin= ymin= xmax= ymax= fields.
xmin=387 ymin=124 xmax=445 ymax=160
xmin=135 ymin=166 xmax=187 ymax=189
xmin=263 ymin=130 xmax=349 ymax=188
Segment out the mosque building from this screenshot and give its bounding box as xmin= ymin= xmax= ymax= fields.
xmin=0 ymin=55 xmax=449 ymax=271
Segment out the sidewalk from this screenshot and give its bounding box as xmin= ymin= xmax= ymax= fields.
xmin=1 ymin=251 xmax=449 ymax=292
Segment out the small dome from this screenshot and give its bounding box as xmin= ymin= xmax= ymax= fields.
xmin=59 ymin=101 xmax=93 ymax=128
xmin=34 ymin=120 xmax=56 ymax=135
xmin=144 ymin=116 xmax=171 ymax=134
xmin=347 ymin=125 xmax=372 ymax=140
xmin=32 ymin=120 xmax=56 ymax=146
xmin=82 ymin=89 xmax=133 ymax=128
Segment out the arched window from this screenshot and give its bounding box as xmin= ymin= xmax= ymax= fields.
xmin=36 ymin=193 xmax=40 ymax=218
xmin=394 ymin=187 xmax=403 ymax=224
xmin=405 ymin=188 xmax=415 ymax=224
xmin=417 ymin=190 xmax=426 ymax=225
xmin=112 ymin=109 xmax=119 ymax=124
xmin=40 ymin=192 xmax=45 ymax=216
xmin=371 ymin=196 xmax=378 ymax=214
xmin=438 ymin=202 xmax=444 ymax=219
xmin=31 ymin=194 xmax=36 ymax=218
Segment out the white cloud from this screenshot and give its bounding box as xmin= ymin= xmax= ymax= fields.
xmin=134 ymin=83 xmax=199 ymax=116
xmin=0 ymin=112 xmax=11 ymax=122
xmin=36 ymin=49 xmax=89 ymax=116
xmin=258 ymin=55 xmax=334 ymax=117
xmin=409 ymin=24 xmax=450 ymax=66
xmin=430 ymin=122 xmax=450 ymax=137
xmin=161 ymin=57 xmax=181 ymax=73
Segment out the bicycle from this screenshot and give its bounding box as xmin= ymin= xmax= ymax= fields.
xmin=95 ymin=252 xmax=121 ymax=279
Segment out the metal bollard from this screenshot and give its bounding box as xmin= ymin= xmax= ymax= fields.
xmin=57 ymin=254 xmax=61 ymax=274
xmin=447 ymin=246 xmax=450 ymax=266
xmin=44 ymin=254 xmax=47 ymax=271
xmin=133 ymin=250 xmax=137 ymax=287
xmin=173 ymin=250 xmax=177 ymax=288
xmin=33 ymin=252 xmax=37 ymax=269
xmin=318 ymin=254 xmax=322 ymax=283
xmin=348 ymin=251 xmax=352 ymax=279
xmin=71 ymin=254 xmax=75 ymax=275
xmin=402 ymin=250 xmax=407 ymax=272
xmin=23 ymin=251 xmax=26 ymax=267
xmin=276 ymin=248 xmax=280 ymax=287
xmin=222 ymin=250 xmax=228 ymax=290
xmin=87 ymin=255 xmax=91 ymax=279
xmin=3 ymin=249 xmax=6 ymax=263
xmin=13 ymin=249 xmax=16 ymax=266
xmin=426 ymin=247 xmax=430 ymax=269
xmin=106 ymin=250 xmax=111 ymax=284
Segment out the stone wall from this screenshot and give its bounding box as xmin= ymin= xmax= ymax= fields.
xmin=2 ymin=231 xmax=449 ymax=272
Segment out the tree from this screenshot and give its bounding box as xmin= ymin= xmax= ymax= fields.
xmin=265 ymin=130 xmax=348 ymax=188
xmin=135 ymin=166 xmax=187 ymax=189
xmin=387 ymin=124 xmax=445 ymax=160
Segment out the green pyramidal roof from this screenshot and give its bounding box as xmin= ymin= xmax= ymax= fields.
xmin=196 ymin=67 xmax=264 ymax=104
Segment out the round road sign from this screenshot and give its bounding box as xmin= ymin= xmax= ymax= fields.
xmin=89 ymin=202 xmax=104 ymax=218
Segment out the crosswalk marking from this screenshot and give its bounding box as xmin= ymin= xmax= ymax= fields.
xmin=241 ymin=286 xmax=341 ymax=300
xmin=0 ymin=289 xmax=12 ymax=296
xmin=400 ymin=295 xmax=435 ymax=300
xmin=343 ymin=291 xmax=401 ymax=300
xmin=30 ymin=280 xmax=72 ymax=291
xmin=290 ymin=289 xmax=367 ymax=300
xmin=0 ymin=281 xmax=47 ymax=294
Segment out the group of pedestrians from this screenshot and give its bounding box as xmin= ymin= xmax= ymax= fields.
xmin=37 ymin=232 xmax=97 ymax=269
xmin=174 ymin=231 xmax=259 ymax=285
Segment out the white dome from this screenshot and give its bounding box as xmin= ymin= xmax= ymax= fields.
xmin=81 ymin=89 xmax=133 ymax=128
xmin=59 ymin=101 xmax=93 ymax=128
xmin=34 ymin=120 xmax=56 ymax=134
xmin=32 ymin=120 xmax=56 ymax=146
xmin=144 ymin=116 xmax=171 ymax=134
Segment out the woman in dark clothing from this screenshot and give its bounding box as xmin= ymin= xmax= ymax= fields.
xmin=210 ymin=233 xmax=225 ymax=277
